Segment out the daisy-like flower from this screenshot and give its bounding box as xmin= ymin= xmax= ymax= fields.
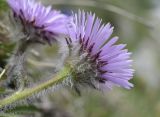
xmin=7 ymin=0 xmax=68 ymax=44
xmin=66 ymin=11 xmax=134 ymax=90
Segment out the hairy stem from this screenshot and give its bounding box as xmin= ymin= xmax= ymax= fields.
xmin=6 ymin=39 xmax=30 ymax=90
xmin=0 ymin=66 xmax=70 ymax=109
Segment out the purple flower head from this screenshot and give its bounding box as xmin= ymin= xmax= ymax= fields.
xmin=67 ymin=11 xmax=134 ymax=90
xmin=7 ymin=0 xmax=68 ymax=44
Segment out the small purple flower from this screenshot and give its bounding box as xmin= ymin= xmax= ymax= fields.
xmin=67 ymin=11 xmax=134 ymax=90
xmin=7 ymin=0 xmax=68 ymax=43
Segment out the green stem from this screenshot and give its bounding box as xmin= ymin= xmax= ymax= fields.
xmin=0 ymin=66 xmax=70 ymax=109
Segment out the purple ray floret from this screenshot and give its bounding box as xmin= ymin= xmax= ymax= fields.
xmin=7 ymin=0 xmax=68 ymax=43
xmin=68 ymin=11 xmax=134 ymax=89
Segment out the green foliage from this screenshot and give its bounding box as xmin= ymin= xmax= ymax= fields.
xmin=0 ymin=43 xmax=15 ymax=68
xmin=0 ymin=0 xmax=8 ymax=12
xmin=5 ymin=105 xmax=39 ymax=115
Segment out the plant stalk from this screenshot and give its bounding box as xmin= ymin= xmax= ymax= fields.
xmin=0 ymin=66 xmax=70 ymax=109
xmin=6 ymin=39 xmax=30 ymax=90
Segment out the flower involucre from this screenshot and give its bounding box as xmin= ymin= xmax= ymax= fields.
xmin=7 ymin=0 xmax=68 ymax=43
xmin=67 ymin=11 xmax=134 ymax=90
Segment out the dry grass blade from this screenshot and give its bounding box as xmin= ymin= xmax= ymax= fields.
xmin=0 ymin=69 xmax=6 ymax=80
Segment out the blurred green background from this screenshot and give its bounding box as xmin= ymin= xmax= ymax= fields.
xmin=0 ymin=0 xmax=160 ymax=117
